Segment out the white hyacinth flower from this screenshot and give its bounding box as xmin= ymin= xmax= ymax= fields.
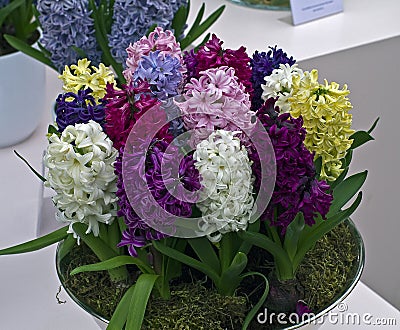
xmin=261 ymin=63 xmax=304 ymax=113
xmin=193 ymin=130 xmax=255 ymax=242
xmin=43 ymin=120 xmax=118 ymax=239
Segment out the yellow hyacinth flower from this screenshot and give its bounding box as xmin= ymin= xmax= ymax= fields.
xmin=289 ymin=70 xmax=354 ymax=181
xmin=59 ymin=58 xmax=116 ymax=101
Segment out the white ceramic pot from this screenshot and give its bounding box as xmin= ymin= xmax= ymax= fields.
xmin=0 ymin=47 xmax=46 ymax=148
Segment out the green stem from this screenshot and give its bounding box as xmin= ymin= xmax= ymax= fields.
xmin=150 ymin=245 xmax=170 ymax=299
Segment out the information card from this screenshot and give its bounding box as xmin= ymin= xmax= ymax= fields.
xmin=290 ymin=0 xmax=343 ymax=25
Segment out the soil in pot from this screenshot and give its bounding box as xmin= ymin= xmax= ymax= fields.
xmin=58 ymin=221 xmax=361 ymax=329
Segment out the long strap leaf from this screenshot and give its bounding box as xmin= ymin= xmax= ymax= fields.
xmin=283 ymin=213 xmax=305 ymax=261
xmin=0 ymin=225 xmax=68 ymax=255
xmin=293 ymin=192 xmax=362 ymax=272
xmin=180 ymin=5 xmax=225 ymax=49
xmin=0 ymin=0 xmax=25 ymax=29
xmin=241 ymin=272 xmax=270 ymax=330
xmin=218 ymin=252 xmax=247 ymax=296
xmin=4 ymin=34 xmax=56 ymax=70
xmin=188 ymin=237 xmax=221 ymax=274
xmin=72 ymin=223 xmax=128 ymax=282
xmin=107 ymin=283 xmax=135 ymax=330
xmin=152 ymin=240 xmax=220 ymax=284
xmin=328 ymin=171 xmax=367 ymax=215
xmin=70 ymin=255 xmax=154 ymax=276
xmin=126 ymin=274 xmax=160 ymax=330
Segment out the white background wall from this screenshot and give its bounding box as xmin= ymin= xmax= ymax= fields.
xmin=299 ymin=36 xmax=400 ymax=309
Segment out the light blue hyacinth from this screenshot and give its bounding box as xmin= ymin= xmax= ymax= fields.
xmin=108 ymin=0 xmax=187 ymax=66
xmin=36 ymin=0 xmax=102 ymax=71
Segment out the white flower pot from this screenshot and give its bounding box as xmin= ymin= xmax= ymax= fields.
xmin=0 ymin=48 xmax=46 ymax=148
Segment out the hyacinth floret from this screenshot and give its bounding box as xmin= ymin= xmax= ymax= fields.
xmin=55 ymin=88 xmax=106 ymax=132
xmin=123 ymin=25 xmax=185 ymax=84
xmin=251 ymin=46 xmax=296 ymax=110
xmin=133 ymin=50 xmax=183 ymax=100
xmin=116 ymin=140 xmax=200 ymax=256
xmin=194 ymin=130 xmax=255 ymax=242
xmin=43 ymin=120 xmax=118 ymax=239
xmin=36 ymin=0 xmax=101 ymax=72
xmin=109 ymin=1 xmax=186 ymax=67
xmin=288 ymin=70 xmax=354 ymax=181
xmin=177 ymin=66 xmax=255 ymax=145
xmin=103 ymin=80 xmax=170 ymax=151
xmin=261 ymin=63 xmax=304 ymax=113
xmin=257 ymin=100 xmax=333 ymax=229
xmin=59 ymin=58 xmax=116 ymax=101
xmin=184 ymin=35 xmax=253 ymax=96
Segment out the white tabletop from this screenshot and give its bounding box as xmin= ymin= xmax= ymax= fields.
xmin=2 ymin=1 xmax=400 ymax=327
xmin=191 ymin=0 xmax=400 ymax=61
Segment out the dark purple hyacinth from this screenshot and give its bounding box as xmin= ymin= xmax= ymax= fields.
xmin=55 ymin=88 xmax=106 ymax=132
xmin=116 ymin=140 xmax=200 ymax=256
xmin=257 ymin=99 xmax=333 ymax=230
xmin=251 ymin=46 xmax=296 ymax=110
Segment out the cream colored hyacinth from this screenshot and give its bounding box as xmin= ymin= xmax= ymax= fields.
xmin=43 ymin=120 xmax=118 ymax=239
xmin=288 ymin=70 xmax=354 ymax=181
xmin=261 ymin=63 xmax=304 ymax=113
xmin=59 ymin=58 xmax=116 ymax=101
xmin=193 ymin=130 xmax=255 ymax=242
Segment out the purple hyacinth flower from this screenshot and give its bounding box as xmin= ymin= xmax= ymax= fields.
xmin=55 ymin=88 xmax=106 ymax=132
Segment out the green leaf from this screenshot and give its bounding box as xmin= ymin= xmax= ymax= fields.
xmin=71 ymin=46 xmax=88 ymax=59
xmin=238 ymin=220 xmax=260 ymax=255
xmin=58 ymin=234 xmax=76 ymax=261
xmin=367 ymin=117 xmax=380 ymax=134
xmin=180 ymin=5 xmax=225 ymax=50
xmin=218 ymin=252 xmax=247 ymax=296
xmin=72 ymin=223 xmax=128 ymax=282
xmin=329 ymin=165 xmax=349 ymax=190
xmin=0 ymin=225 xmax=68 ymax=255
xmin=294 ymin=192 xmax=362 ymax=272
xmin=14 ymin=150 xmax=46 ymax=182
xmin=172 ymin=3 xmax=189 ymax=39
xmin=238 ymin=231 xmax=288 ymax=263
xmin=0 ymin=0 xmax=25 ymax=29
xmin=70 ymin=255 xmax=154 ymax=276
xmin=350 ymin=131 xmax=374 ymax=150
xmin=328 ymin=171 xmax=367 ymax=216
xmin=219 ymin=232 xmax=242 ymax=272
xmin=283 ymin=213 xmax=305 ymax=261
xmin=240 ymin=272 xmax=269 ymax=330
xmin=165 ymin=238 xmax=186 ymax=281
xmin=107 ymin=283 xmax=135 ymax=330
xmin=126 ymin=274 xmax=160 ymax=330
xmin=4 ymin=34 xmax=56 ymax=70
xmin=152 ymin=240 xmax=220 ymax=285
xmin=188 ymin=237 xmax=221 ymax=274
xmin=314 ymin=156 xmax=322 ymax=179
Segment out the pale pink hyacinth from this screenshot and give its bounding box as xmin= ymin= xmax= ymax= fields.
xmin=177 ymin=66 xmax=255 ymax=146
xmin=123 ymin=27 xmax=184 ymax=83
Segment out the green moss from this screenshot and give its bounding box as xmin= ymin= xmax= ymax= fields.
xmin=60 ymin=243 xmax=132 ymax=320
xmin=143 ymin=283 xmax=247 ymax=330
xmin=296 ymin=222 xmax=358 ymax=310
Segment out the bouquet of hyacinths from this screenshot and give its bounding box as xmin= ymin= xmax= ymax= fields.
xmin=4 ymin=0 xmax=224 ymax=83
xmin=0 ymin=27 xmax=377 ymax=329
